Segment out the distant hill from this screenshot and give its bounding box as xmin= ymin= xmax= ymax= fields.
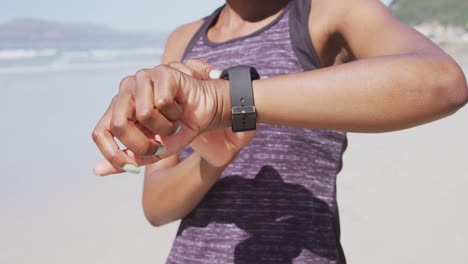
xmin=0 ymin=18 xmax=167 ymax=49
xmin=391 ymin=0 xmax=468 ymax=29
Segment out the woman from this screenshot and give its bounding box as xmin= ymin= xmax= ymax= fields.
xmin=92 ymin=0 xmax=468 ymax=263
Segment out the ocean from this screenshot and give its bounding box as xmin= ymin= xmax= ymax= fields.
xmin=1 ymin=48 xmax=467 ymax=264
xmin=0 ymin=47 xmax=164 ymax=73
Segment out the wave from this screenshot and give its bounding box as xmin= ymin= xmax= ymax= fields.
xmin=0 ymin=47 xmax=164 ymax=74
xmin=0 ymin=60 xmax=161 ymax=75
xmin=0 ymin=49 xmax=58 ymax=60
xmin=0 ymin=47 xmax=164 ymax=61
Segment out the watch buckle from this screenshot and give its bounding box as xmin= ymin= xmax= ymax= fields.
xmin=232 ymin=105 xmax=256 ymax=115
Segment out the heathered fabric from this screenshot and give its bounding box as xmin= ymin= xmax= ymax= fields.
xmin=167 ymin=1 xmax=348 ymax=263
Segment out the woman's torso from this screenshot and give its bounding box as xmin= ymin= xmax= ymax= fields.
xmin=168 ymin=1 xmax=348 ymax=263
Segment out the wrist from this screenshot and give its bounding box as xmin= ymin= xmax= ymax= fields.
xmin=198 ymin=152 xmax=231 ymax=171
xmin=205 ymin=79 xmax=232 ymax=131
xmin=252 ymin=79 xmax=262 ymax=123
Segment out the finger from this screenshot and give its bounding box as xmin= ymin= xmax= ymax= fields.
xmin=150 ymin=66 xmax=184 ymax=122
xmin=150 ymin=65 xmax=186 ymax=126
xmin=154 ymin=120 xmax=199 ymax=160
xmin=136 ymin=67 xmax=201 ymax=160
xmin=185 ymin=58 xmax=221 ymax=80
xmin=111 ymin=76 xmax=161 ymax=156
xmin=93 ymin=130 xmax=136 ymax=174
xmin=94 ymin=158 xmax=124 ymax=176
xmin=167 ymin=61 xmax=194 ymax=76
xmin=92 ymin=97 xmax=140 ymax=173
xmin=134 ymin=68 xmax=180 ymax=135
xmin=94 ymin=148 xmax=161 ymax=176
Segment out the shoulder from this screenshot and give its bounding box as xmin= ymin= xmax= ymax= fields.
xmin=162 ymin=19 xmax=205 ymax=63
xmin=309 ymin=0 xmax=394 ymax=35
xmin=306 ymin=0 xmax=395 ymax=65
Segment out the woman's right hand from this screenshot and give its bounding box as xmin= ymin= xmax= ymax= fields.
xmin=93 ymin=59 xmax=256 ymax=176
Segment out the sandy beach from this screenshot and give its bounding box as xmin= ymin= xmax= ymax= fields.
xmin=0 ymin=52 xmax=467 ymax=263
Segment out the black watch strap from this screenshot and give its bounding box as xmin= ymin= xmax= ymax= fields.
xmin=221 ymin=65 xmax=260 ymax=132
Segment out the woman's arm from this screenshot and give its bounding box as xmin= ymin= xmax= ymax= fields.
xmin=143 ymin=152 xmax=226 ymax=226
xmin=213 ymin=0 xmax=468 ymax=133
xmin=246 ymin=54 xmax=467 ymax=133
xmin=93 ymin=0 xmax=468 ymax=174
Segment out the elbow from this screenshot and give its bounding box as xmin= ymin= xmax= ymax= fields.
xmin=145 ymin=218 xmax=168 ymax=228
xmin=143 ymin=206 xmax=173 ymax=227
xmin=142 ymin=195 xmax=173 ymax=227
xmin=143 ymin=210 xmax=167 ymax=227
xmin=433 ymin=58 xmax=468 ymax=114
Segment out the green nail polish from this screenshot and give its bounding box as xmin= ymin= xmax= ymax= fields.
xmin=122 ymin=164 xmax=141 ymax=174
xmin=155 ymin=145 xmax=165 ymax=156
xmin=172 ymin=125 xmax=182 ymax=135
xmin=93 ymin=167 xmax=100 ymax=176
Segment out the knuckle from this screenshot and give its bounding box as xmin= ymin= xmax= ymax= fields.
xmin=155 ymin=96 xmax=173 ymax=109
xmin=167 ymin=61 xmax=180 ymax=67
xmin=134 ymin=69 xmax=150 ymax=80
xmin=120 ymin=75 xmax=135 ymax=86
xmin=109 ymin=118 xmax=126 ymax=136
xmin=136 ymin=105 xmax=154 ymax=123
xmin=91 ymin=129 xmax=101 ymax=142
xmin=110 ymin=95 xmax=118 ymax=104
xmin=168 ymin=61 xmax=193 ymax=75
xmin=119 ymin=76 xmax=135 ymax=92
xmin=152 ymin=65 xmax=169 ymax=78
xmin=154 ymin=64 xmax=169 ymax=72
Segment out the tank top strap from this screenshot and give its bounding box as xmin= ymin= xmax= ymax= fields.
xmin=289 ymin=0 xmax=323 ymax=70
xmin=181 ymin=5 xmax=225 ymax=62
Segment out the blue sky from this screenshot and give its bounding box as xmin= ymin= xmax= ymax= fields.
xmin=0 ymin=0 xmax=392 ymax=32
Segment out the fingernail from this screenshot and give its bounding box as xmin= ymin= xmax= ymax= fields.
xmin=93 ymin=167 xmax=101 ymax=176
xmin=209 ymin=69 xmax=222 ymax=79
xmin=154 ymin=145 xmax=165 ymax=156
xmin=171 ymin=124 xmax=182 ymax=135
xmin=122 ymin=164 xmax=141 ymax=174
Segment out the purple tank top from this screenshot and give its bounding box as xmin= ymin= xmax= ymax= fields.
xmin=167 ymin=1 xmax=347 ymax=263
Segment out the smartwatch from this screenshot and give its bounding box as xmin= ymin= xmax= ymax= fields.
xmin=221 ymin=65 xmax=260 ymax=132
